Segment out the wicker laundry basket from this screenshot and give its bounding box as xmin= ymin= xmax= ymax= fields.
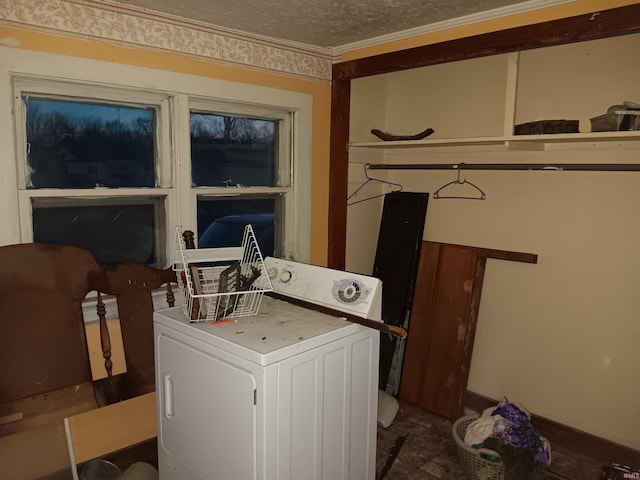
xmin=452 ymin=415 xmax=505 ymax=480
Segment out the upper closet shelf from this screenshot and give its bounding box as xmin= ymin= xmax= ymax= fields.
xmin=350 ymin=136 xmax=504 ymax=148
xmin=349 ymin=131 xmax=640 ymax=150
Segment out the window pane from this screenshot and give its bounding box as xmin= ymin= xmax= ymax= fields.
xmin=197 ymin=197 xmax=277 ymax=257
xmin=32 ymin=197 xmax=163 ymax=267
xmin=190 ymin=113 xmax=276 ymax=187
xmin=24 ymin=98 xmax=155 ymax=189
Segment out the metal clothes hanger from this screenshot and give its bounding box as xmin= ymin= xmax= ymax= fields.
xmin=347 ymin=163 xmax=403 ymax=206
xmin=433 ymin=163 xmax=486 ymax=200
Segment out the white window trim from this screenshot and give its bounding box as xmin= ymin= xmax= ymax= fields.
xmin=185 ymin=95 xmax=294 ymax=258
xmin=1 ymin=46 xmax=312 ymax=263
xmin=13 ymin=77 xmax=175 ymax=190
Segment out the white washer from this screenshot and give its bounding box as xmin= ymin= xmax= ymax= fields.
xmin=154 ymin=257 xmax=383 ymax=480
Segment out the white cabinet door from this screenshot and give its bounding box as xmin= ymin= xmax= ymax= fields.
xmin=157 ymin=333 xmax=257 ymax=480
xmin=276 ymin=329 xmax=378 ymax=480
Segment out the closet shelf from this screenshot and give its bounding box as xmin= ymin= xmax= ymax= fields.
xmin=349 ymin=131 xmax=640 ymax=150
xmin=349 ymin=136 xmax=504 ymax=149
xmin=366 ymin=162 xmax=640 ymax=172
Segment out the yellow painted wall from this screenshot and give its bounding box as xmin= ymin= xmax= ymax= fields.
xmin=0 ymin=25 xmax=331 ymax=265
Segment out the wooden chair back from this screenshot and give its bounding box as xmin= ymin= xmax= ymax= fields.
xmin=92 ymin=262 xmax=176 ymax=404
xmin=0 ymin=243 xmax=102 ymax=404
xmin=0 ymin=243 xmax=177 ymax=406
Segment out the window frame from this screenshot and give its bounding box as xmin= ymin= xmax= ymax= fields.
xmin=5 ymin=49 xmax=312 ymax=265
xmin=186 ymin=97 xmax=294 ymax=258
xmin=13 ymin=77 xmax=174 ymax=189
xmin=13 ymin=77 xmax=174 ymax=267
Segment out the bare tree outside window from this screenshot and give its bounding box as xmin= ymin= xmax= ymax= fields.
xmin=190 ymin=113 xmax=276 ymax=187
xmin=14 ymin=77 xmax=299 ymax=267
xmin=24 ymin=97 xmax=160 ymax=265
xmin=24 ymin=98 xmax=155 ymax=188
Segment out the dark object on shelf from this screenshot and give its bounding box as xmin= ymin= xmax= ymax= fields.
xmin=371 ymin=127 xmax=435 ymax=141
xmin=514 ymin=120 xmax=579 ymax=135
xmin=590 ymin=111 xmax=640 ymax=132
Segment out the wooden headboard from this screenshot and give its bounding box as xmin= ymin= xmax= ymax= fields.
xmin=0 ymin=242 xmax=177 ymax=478
xmin=0 ymin=244 xmax=102 ymax=404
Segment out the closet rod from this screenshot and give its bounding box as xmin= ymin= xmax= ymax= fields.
xmin=366 ymin=163 xmax=640 ymax=172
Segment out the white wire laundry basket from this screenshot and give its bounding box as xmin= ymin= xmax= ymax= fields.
xmin=174 ymin=225 xmax=273 ymax=323
xmin=452 ymin=415 xmax=504 ymax=480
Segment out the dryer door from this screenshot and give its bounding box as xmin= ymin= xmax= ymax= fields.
xmin=157 ymin=333 xmax=257 ymax=480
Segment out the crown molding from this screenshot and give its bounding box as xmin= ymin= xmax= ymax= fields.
xmin=331 ymin=0 xmax=574 ymax=55
xmin=96 ymin=0 xmax=337 ymax=59
xmin=0 ymin=0 xmax=581 ymax=78
xmin=0 ymin=0 xmax=335 ymax=81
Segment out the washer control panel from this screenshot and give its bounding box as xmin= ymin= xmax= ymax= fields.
xmin=264 ymin=257 xmax=382 ymax=320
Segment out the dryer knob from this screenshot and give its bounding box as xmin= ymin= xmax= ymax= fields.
xmin=279 ymin=270 xmax=293 ymax=283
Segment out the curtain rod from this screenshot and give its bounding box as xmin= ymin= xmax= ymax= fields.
xmin=366 ymin=163 xmax=640 ymax=172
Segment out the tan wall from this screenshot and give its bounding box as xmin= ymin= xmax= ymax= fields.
xmin=346 ymin=33 xmax=640 ymax=450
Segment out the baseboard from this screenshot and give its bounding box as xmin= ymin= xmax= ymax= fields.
xmin=464 ymin=391 xmax=640 ymax=468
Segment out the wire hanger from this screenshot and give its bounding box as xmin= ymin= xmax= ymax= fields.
xmin=347 ymin=163 xmax=403 ymax=206
xmin=433 ymin=163 xmax=486 ymax=200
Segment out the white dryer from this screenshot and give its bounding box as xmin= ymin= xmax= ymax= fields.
xmin=154 ymin=257 xmax=383 ymax=480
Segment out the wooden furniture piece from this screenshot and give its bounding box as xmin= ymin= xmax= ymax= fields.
xmin=65 ymin=392 xmax=157 ymax=475
xmin=0 ymin=242 xmax=176 ymax=479
xmin=399 ymin=241 xmax=537 ymax=421
xmin=92 ymin=262 xmax=176 ymax=405
xmin=0 ymin=244 xmax=102 ymax=407
xmin=0 ymin=244 xmax=104 ymax=479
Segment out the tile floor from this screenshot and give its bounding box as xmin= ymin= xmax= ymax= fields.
xmin=376 ymin=401 xmax=604 ymax=480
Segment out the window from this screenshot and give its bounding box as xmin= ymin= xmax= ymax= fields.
xmin=23 ymin=98 xmax=156 ymax=189
xmin=197 ymin=197 xmax=278 ymax=256
xmin=190 ymin=113 xmax=277 ymax=188
xmin=13 ymin=79 xmax=171 ymax=266
xmin=32 ymin=197 xmax=162 ymax=267
xmin=189 ymin=102 xmax=292 ymax=257
xmin=11 ymin=62 xmax=310 ymax=266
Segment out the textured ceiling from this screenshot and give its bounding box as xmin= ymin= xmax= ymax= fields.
xmin=112 ymin=0 xmax=536 ymax=48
